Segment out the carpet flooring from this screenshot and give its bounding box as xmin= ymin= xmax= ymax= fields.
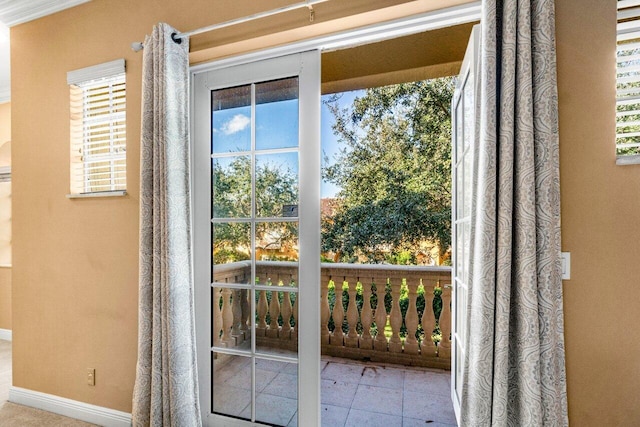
xmin=0 ymin=402 xmax=97 ymax=426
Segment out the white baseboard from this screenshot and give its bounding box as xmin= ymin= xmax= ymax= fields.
xmin=9 ymin=387 xmax=132 ymax=427
xmin=0 ymin=328 xmax=11 ymax=341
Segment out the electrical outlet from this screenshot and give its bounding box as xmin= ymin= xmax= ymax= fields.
xmin=87 ymin=368 xmax=95 ymax=386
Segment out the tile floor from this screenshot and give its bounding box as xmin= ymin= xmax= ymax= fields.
xmin=214 ymin=354 xmax=457 ymax=427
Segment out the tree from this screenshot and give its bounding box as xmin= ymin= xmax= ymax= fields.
xmin=213 ymin=156 xmax=298 ymax=263
xmin=322 ymin=78 xmax=454 ymax=263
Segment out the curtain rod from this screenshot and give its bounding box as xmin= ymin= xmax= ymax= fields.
xmin=131 ymin=0 xmax=329 ymax=51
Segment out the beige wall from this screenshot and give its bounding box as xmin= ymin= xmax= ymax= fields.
xmin=0 ymin=102 xmax=9 ymax=332
xmin=556 ymin=1 xmax=640 ymax=425
xmin=9 ymin=0 xmax=466 ymax=413
xmin=9 ymin=0 xmax=640 ymax=424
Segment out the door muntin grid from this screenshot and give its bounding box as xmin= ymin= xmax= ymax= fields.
xmin=211 ymin=76 xmax=301 ymax=425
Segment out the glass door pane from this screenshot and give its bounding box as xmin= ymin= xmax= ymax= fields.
xmin=211 ymin=76 xmax=300 ymax=424
xmin=451 ymin=25 xmax=479 ymax=423
xmin=194 ymin=50 xmax=320 ymax=427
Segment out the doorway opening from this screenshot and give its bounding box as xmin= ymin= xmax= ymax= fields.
xmin=193 ymin=16 xmax=477 ymax=427
xmin=310 ymin=22 xmax=475 ymax=426
xmin=315 ymin=75 xmax=455 ymax=426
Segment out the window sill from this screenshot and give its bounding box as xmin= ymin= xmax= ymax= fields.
xmin=66 ymin=190 xmax=127 ymax=199
xmin=616 ymin=155 xmax=640 ymax=166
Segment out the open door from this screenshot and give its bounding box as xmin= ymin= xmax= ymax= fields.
xmin=192 ymin=50 xmax=321 ymax=427
xmin=451 ymin=24 xmax=480 ymax=423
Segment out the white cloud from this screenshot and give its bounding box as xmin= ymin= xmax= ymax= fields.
xmin=221 ymin=114 xmax=250 ymax=135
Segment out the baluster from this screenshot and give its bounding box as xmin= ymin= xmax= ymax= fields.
xmin=360 ymin=278 xmax=373 ymax=349
xmin=240 ymin=289 xmax=249 ymax=339
xmin=221 ymin=288 xmax=234 ymax=346
xmin=438 ymin=284 xmax=452 ymax=358
xmin=256 ymin=290 xmax=268 ymax=337
xmin=345 ymin=276 xmax=359 ymax=348
xmin=388 ymin=277 xmax=403 ymax=353
xmin=373 ymin=280 xmax=388 ymax=351
xmin=267 ymin=290 xmax=281 ymax=338
xmin=331 ymin=278 xmax=345 ymax=346
xmin=213 ymin=287 xmax=223 ymax=347
xmin=404 ymin=277 xmax=419 ymax=354
xmin=421 ymin=282 xmax=437 ymax=356
xmin=320 ymin=273 xmax=331 ymax=345
xmin=231 ymin=290 xmax=243 ymax=342
xmin=235 ymin=271 xmax=245 ymax=285
xmin=281 ymin=290 xmax=293 ymax=339
xmin=291 ymin=290 xmax=299 ymax=343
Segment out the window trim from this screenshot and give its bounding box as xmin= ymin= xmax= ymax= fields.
xmin=67 ymin=59 xmax=127 ymax=195
xmin=66 ymin=190 xmax=127 ymax=199
xmin=616 ymin=0 xmax=640 ymax=165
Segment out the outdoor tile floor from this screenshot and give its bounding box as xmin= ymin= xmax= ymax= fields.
xmin=213 ymin=354 xmax=457 ymax=427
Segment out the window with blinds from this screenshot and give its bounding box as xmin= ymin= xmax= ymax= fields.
xmin=617 ymin=0 xmax=640 ymax=164
xmin=68 ymin=59 xmax=126 ymax=194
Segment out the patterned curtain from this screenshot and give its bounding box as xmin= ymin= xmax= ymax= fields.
xmin=132 ymin=23 xmax=201 ymax=427
xmin=460 ymin=0 xmax=568 ymax=425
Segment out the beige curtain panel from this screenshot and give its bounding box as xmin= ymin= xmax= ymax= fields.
xmin=132 ymin=23 xmax=201 ymax=427
xmin=461 ymin=0 xmax=568 ymax=425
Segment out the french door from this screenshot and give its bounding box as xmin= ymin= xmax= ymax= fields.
xmin=451 ymin=25 xmax=480 ymax=423
xmin=192 ymin=51 xmax=321 ymax=426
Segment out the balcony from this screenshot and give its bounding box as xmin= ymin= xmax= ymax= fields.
xmin=214 ymin=261 xmax=451 ymax=367
xmin=212 ymin=261 xmax=455 ymax=426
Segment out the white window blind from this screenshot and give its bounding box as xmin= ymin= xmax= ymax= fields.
xmin=68 ymin=59 xmax=126 ymax=194
xmin=617 ymin=0 xmax=640 ymax=164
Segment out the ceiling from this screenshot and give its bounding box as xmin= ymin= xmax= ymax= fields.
xmin=0 ymin=0 xmax=92 ymax=103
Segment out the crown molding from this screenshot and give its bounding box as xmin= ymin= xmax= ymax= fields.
xmin=0 ymin=0 xmax=91 ymax=27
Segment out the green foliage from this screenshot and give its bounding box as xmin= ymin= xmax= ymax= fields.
xmin=320 ymin=255 xmax=335 ymax=263
xmin=325 ymin=280 xmax=444 ymax=344
xmin=213 ymin=156 xmax=298 ymax=218
xmin=213 ymin=247 xmax=250 ymax=264
xmin=212 ymin=156 xmax=298 ymax=264
xmin=322 ymin=78 xmax=454 ymax=262
xmin=385 ymin=250 xmax=417 ymax=265
xmin=256 ymin=289 xmax=297 ymax=328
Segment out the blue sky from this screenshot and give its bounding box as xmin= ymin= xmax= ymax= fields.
xmin=212 ymin=89 xmax=364 ymax=198
xmin=321 ymin=90 xmax=362 ymax=198
xmin=211 ymin=105 xmax=251 ymax=153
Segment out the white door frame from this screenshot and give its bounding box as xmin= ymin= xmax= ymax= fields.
xmin=193 ymin=51 xmax=321 ymax=426
xmin=189 ymin=2 xmax=480 ymax=75
xmin=190 ymin=3 xmax=481 ymax=426
xmin=450 ymin=24 xmax=480 ymax=424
